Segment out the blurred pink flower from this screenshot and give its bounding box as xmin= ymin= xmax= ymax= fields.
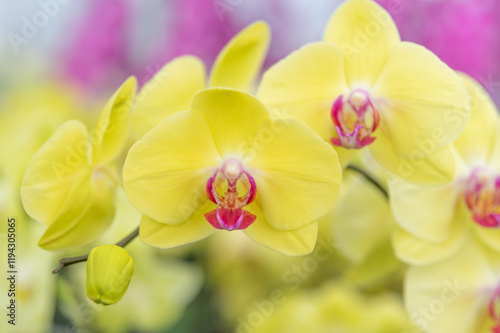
xmin=161 ymin=0 xmax=238 ymax=66
xmin=151 ymin=0 xmax=297 ymax=75
xmin=376 ymin=0 xmax=500 ymax=100
xmin=61 ymin=0 xmax=130 ymax=90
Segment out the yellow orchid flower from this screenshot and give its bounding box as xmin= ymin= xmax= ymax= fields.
xmin=390 ymin=73 xmax=500 ymax=266
xmin=405 ymin=235 xmax=500 ymax=333
xmin=132 ymin=21 xmax=270 ymax=138
xmin=20 ymin=77 xmax=137 ymax=250
xmin=123 ymin=88 xmax=341 ymax=255
xmin=257 ymin=0 xmax=470 ymax=185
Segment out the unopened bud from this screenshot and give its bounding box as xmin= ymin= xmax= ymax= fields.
xmin=86 ymin=245 xmax=134 ymax=305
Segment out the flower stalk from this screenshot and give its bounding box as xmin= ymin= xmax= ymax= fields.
xmin=52 ymin=226 xmax=139 ymax=274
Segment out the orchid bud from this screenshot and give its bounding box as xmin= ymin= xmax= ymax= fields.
xmin=86 ymin=245 xmax=134 ymax=305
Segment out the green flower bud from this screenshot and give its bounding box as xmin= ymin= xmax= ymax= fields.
xmin=86 ymin=245 xmax=134 ymax=305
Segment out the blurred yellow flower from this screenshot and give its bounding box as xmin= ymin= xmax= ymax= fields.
xmin=405 ymin=235 xmax=500 ymax=333
xmin=205 ymin=229 xmax=342 ymax=325
xmin=0 ymin=215 xmax=56 ymax=333
xmin=0 ymin=79 xmax=84 ymax=333
xmin=123 ymin=88 xmax=341 ymax=255
xmin=390 ymin=73 xmax=500 ymax=266
xmin=0 ymin=81 xmax=80 ymax=185
xmin=246 ymin=282 xmax=418 ymax=333
xmin=331 ymin=165 xmax=403 ymax=287
xmin=20 ymin=77 xmax=137 ymax=250
xmin=257 ymin=0 xmax=470 ymax=185
xmin=132 ymin=20 xmax=270 ymax=138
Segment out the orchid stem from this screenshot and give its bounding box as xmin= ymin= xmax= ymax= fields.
xmin=52 ymin=226 xmax=140 ymax=274
xmin=346 ymin=165 xmax=388 ymax=198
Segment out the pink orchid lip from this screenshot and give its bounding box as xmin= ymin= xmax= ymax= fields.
xmin=465 ymin=169 xmax=500 ymax=228
xmin=204 ymin=159 xmax=257 ymax=231
xmin=330 ymin=89 xmax=380 ymax=149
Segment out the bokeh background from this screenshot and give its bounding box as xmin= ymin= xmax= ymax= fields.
xmin=1 ymin=0 xmax=499 ymax=332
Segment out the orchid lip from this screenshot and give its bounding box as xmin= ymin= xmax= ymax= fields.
xmin=465 ymin=168 xmax=500 ymax=228
xmin=330 ymin=89 xmax=380 ymax=149
xmin=204 ymin=159 xmax=257 ymax=231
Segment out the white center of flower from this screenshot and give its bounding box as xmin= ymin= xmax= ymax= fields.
xmin=224 ymin=160 xmax=241 ymax=179
xmin=351 ymin=91 xmax=367 ymax=109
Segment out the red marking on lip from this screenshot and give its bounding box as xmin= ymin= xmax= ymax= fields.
xmin=204 ymin=160 xmax=257 ymax=231
xmin=465 ymin=170 xmax=500 ymax=228
xmin=330 ymin=90 xmax=379 ymax=149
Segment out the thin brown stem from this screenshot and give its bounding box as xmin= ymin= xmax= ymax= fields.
xmin=115 ymin=227 xmax=140 ymax=247
xmin=52 ymin=226 xmax=140 ymax=274
xmin=346 ymin=165 xmax=388 ymax=199
xmin=52 ymin=255 xmax=89 ymax=274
